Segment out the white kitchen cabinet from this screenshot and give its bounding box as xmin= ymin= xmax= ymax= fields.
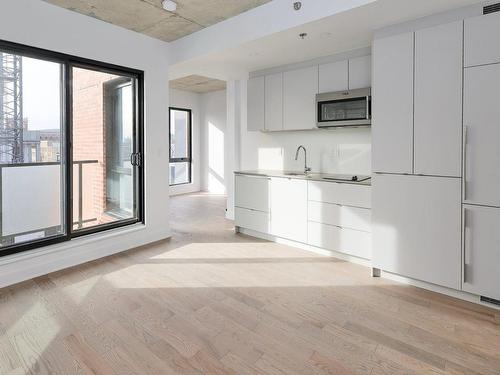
xmin=463 ymin=64 xmax=500 ymax=207
xmin=414 ymin=21 xmax=463 ymax=177
xmin=283 ymin=66 xmax=318 ymax=131
xmin=372 ymin=174 xmax=461 ymax=290
xmin=247 ymin=76 xmax=265 ymax=131
xmin=308 ymin=181 xmax=371 ymax=209
xmin=308 ymin=201 xmax=371 ymax=232
xmin=234 ymin=174 xmax=270 ymax=212
xmin=465 ymin=11 xmax=500 ymax=67
xmin=318 ymin=60 xmax=348 ymax=93
xmin=348 ymin=55 xmax=371 ymax=90
xmin=270 ymin=177 xmax=307 ymax=243
xmin=235 ymin=207 xmax=270 ymax=234
xmin=463 ymin=205 xmax=500 ymax=301
xmin=372 ymin=32 xmax=414 ymax=174
xmin=264 ymin=72 xmax=283 ymax=131
xmin=308 ymin=221 xmax=371 ymax=260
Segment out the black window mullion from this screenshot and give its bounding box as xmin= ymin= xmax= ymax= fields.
xmin=65 ymin=62 xmax=74 ymax=240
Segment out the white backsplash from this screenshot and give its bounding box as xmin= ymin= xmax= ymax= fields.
xmin=240 ymin=127 xmax=371 ymax=175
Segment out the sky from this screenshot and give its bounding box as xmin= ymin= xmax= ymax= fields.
xmin=22 ymin=56 xmax=62 ymax=131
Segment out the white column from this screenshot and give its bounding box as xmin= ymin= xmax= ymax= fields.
xmin=225 ymin=79 xmax=244 ymax=220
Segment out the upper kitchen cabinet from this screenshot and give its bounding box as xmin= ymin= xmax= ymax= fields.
xmin=465 ymin=11 xmax=500 ymax=67
xmin=414 ymin=21 xmax=463 ymax=177
xmin=247 ymin=76 xmax=265 ymax=131
xmin=318 ymin=60 xmax=348 ymax=93
xmin=372 ymin=32 xmax=414 ymax=174
xmin=264 ymin=72 xmax=283 ymax=131
xmin=463 ymin=63 xmax=500 ymax=207
xmin=372 ymin=174 xmax=462 ymax=290
xmin=283 ymin=66 xmax=318 ymax=131
xmin=348 ymin=55 xmax=371 ymax=90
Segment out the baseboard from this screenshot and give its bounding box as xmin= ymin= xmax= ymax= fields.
xmin=237 ymin=227 xmax=372 ymax=268
xmin=381 ymin=270 xmax=500 ymax=311
xmin=0 ymin=225 xmax=171 ymax=289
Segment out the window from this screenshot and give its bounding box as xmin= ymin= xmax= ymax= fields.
xmin=0 ymin=40 xmax=144 ymax=257
xmin=0 ymin=52 xmax=66 ymax=249
xmin=169 ymin=107 xmax=192 ymax=185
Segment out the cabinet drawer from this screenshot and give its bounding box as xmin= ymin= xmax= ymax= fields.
xmin=308 ymin=201 xmax=371 ymax=232
xmin=308 ymin=181 xmax=371 ymax=208
xmin=235 ymin=207 xmax=270 ymax=234
xmin=235 ymin=175 xmax=270 ymax=212
xmin=308 ymin=221 xmax=371 ymax=260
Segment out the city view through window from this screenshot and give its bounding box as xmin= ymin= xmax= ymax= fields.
xmin=0 ymin=54 xmax=62 ymax=164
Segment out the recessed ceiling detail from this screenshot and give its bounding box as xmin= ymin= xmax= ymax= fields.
xmin=43 ymin=0 xmax=272 ymax=42
xmin=170 ymin=75 xmax=226 ymax=93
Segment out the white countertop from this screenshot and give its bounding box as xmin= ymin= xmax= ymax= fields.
xmin=235 ymin=170 xmax=371 ymax=186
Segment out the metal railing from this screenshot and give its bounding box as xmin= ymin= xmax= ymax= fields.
xmin=73 ymin=160 xmax=99 ymax=229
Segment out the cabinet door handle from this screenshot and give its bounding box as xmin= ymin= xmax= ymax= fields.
xmin=462 ymin=126 xmax=468 ymax=201
xmin=463 ymin=207 xmax=471 ymax=284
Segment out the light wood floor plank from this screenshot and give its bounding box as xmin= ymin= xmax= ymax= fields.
xmin=0 ymin=193 xmax=499 ymax=374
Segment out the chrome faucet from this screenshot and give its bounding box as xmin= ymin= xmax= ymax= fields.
xmin=295 ymin=145 xmax=311 ymax=174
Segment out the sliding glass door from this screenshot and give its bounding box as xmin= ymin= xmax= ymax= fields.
xmin=71 ymin=66 xmax=140 ymax=233
xmin=0 ymin=40 xmax=143 ymax=256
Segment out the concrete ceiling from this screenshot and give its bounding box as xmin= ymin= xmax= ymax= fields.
xmin=170 ymin=0 xmax=483 ymax=80
xmin=42 ymin=0 xmax=272 ymax=42
xmin=170 ymin=74 xmax=226 ymax=93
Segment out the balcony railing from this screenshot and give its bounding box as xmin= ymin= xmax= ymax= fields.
xmin=0 ymin=160 xmax=98 ymax=246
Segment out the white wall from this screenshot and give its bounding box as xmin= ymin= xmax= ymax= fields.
xmin=200 ymin=90 xmax=227 ymax=193
xmin=169 ymin=89 xmax=201 ymax=196
xmin=0 ymin=0 xmax=171 ymax=288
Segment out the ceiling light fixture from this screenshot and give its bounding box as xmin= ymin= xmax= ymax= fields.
xmin=162 ymin=0 xmax=177 ymax=12
xmin=299 ymin=32 xmax=307 ymax=39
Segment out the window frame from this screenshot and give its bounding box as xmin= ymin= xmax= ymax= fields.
xmin=0 ymin=39 xmax=145 ymax=257
xmin=169 ymin=107 xmax=192 ymax=186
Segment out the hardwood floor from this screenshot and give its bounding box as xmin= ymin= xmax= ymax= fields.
xmin=1 ymin=192 xmax=500 ymax=374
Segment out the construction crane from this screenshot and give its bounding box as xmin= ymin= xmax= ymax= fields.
xmin=0 ymin=52 xmax=23 ymax=164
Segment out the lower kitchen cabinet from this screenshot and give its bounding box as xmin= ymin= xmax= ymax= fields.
xmin=463 ymin=205 xmax=500 ymax=301
xmin=308 ymin=181 xmax=371 ymax=208
xmin=270 ymin=177 xmax=308 ymax=243
xmin=307 ymin=183 xmax=372 ymax=259
xmin=235 ymin=207 xmax=270 ymax=234
xmin=308 ymin=200 xmax=371 ymax=232
xmin=235 ymin=174 xmax=270 ymax=212
xmin=372 ymin=174 xmax=461 ymax=290
xmin=308 ymin=221 xmax=371 ymax=260
xmin=234 ymin=173 xmax=372 ymax=259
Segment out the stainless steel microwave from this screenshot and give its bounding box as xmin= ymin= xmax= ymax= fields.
xmin=316 ymin=88 xmax=371 ymax=128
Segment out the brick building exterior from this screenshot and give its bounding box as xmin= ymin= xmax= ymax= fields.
xmin=72 ymin=68 xmax=119 ymax=228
